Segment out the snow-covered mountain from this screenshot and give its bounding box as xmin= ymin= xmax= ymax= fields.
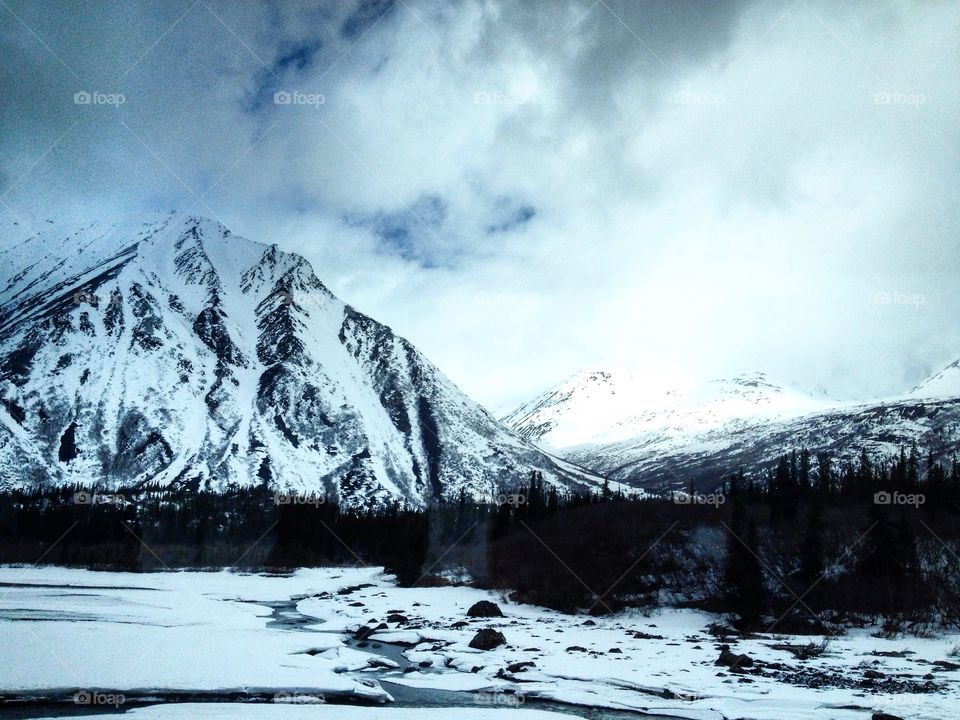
xmin=504 ymin=366 xmax=960 ymax=492
xmin=502 ymin=367 xmax=831 ymax=450
xmin=0 ymin=214 xmax=602 ymax=507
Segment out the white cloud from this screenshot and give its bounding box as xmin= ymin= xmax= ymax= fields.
xmin=2 ymin=0 xmax=959 ymax=410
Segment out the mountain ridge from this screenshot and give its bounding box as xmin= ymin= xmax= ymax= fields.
xmin=504 ymin=364 xmax=960 ymax=491
xmin=0 ymin=213 xmax=604 ymax=507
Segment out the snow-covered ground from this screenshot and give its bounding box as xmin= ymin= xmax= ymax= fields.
xmin=39 ymin=706 xmax=575 ymax=720
xmin=1 ymin=566 xmax=958 ymax=720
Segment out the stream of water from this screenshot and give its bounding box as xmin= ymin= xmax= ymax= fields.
xmin=0 ymin=588 xmax=681 ymax=719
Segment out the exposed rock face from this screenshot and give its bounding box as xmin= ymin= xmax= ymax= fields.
xmin=0 ymin=214 xmax=604 ymax=507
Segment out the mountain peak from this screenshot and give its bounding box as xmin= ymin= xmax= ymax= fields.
xmin=910 ymin=359 xmax=960 ymax=399
xmin=503 ymin=366 xmax=827 ymax=450
xmin=0 ymin=215 xmax=605 ymax=506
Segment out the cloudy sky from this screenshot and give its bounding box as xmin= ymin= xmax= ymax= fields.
xmin=1 ymin=0 xmax=958 ymax=411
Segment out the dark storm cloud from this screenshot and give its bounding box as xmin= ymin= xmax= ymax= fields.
xmin=341 ymin=0 xmax=397 ymax=40
xmin=245 ymin=37 xmax=326 ymax=113
xmin=484 ymin=201 xmax=536 ymax=235
xmin=275 ymin=39 xmax=325 ymax=72
xmin=346 ymin=194 xmax=453 ymax=268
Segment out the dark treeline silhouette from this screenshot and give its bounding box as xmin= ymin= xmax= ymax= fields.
xmin=487 ymin=449 xmax=960 ymax=633
xmin=0 ymin=483 xmax=430 ymax=584
xmin=1 ymin=446 xmax=959 ymax=633
xmin=0 ymin=476 xmax=605 ymax=581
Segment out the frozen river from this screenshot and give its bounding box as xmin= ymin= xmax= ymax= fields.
xmin=0 ymin=567 xmax=957 ymax=719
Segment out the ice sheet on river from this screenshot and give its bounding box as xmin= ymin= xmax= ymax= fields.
xmin=2 ymin=566 xmax=959 ymax=720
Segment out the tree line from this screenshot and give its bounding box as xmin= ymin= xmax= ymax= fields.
xmin=1 ymin=445 xmax=958 ymax=632
xmin=487 ymin=448 xmax=960 ymax=632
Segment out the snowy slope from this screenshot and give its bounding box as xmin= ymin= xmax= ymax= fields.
xmin=910 ymin=359 xmax=960 ymax=400
xmin=505 ymin=366 xmax=960 ymax=491
xmin=503 ymin=367 xmax=832 ymax=450
xmin=0 ymin=214 xmax=603 ymax=506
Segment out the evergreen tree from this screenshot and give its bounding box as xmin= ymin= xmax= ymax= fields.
xmin=797 ymin=498 xmax=825 ymax=593
xmin=815 ymin=452 xmax=832 ymax=497
xmin=799 ymin=448 xmax=811 ymax=496
xmin=723 ymin=499 xmax=765 ymax=626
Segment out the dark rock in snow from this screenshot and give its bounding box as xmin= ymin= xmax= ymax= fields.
xmin=338 ymin=583 xmax=375 ymax=595
xmin=467 ymin=600 xmax=504 ymax=618
xmin=716 ymin=644 xmax=754 ymax=668
xmin=353 ymin=623 xmax=388 ymax=641
xmin=870 ymin=650 xmax=913 ymax=658
xmin=469 ymin=629 xmax=506 ymax=650
xmin=506 ymin=661 xmax=536 ymax=673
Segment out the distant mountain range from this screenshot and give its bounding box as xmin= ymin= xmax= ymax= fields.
xmin=0 ymin=214 xmax=603 ymax=507
xmin=503 ymin=366 xmax=960 ymax=492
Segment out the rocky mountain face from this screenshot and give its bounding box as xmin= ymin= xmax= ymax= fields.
xmin=504 ymin=367 xmax=960 ymax=492
xmin=0 ymin=214 xmax=601 ymax=507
